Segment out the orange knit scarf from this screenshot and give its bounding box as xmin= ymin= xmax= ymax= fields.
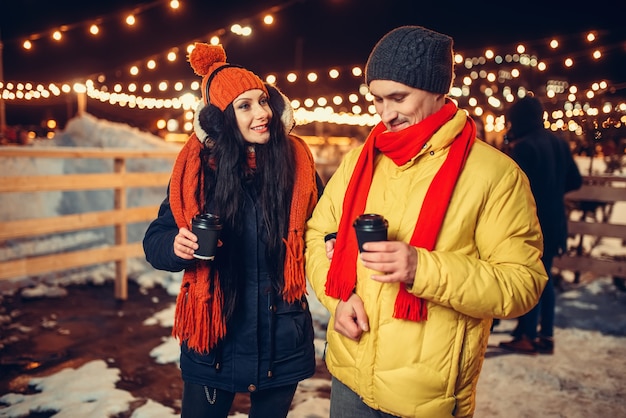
xmin=326 ymin=101 xmax=475 ymax=321
xmin=169 ymin=133 xmax=318 ymax=353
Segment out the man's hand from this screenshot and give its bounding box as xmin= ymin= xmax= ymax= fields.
xmin=334 ymin=293 xmax=369 ymax=341
xmin=360 ymin=241 xmax=417 ymax=285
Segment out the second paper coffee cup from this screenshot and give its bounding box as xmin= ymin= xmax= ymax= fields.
xmin=353 ymin=213 xmax=388 ymax=252
xmin=191 ymin=213 xmax=222 ymax=260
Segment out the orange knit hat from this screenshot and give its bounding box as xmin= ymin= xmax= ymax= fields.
xmin=188 ymin=43 xmax=267 ymax=111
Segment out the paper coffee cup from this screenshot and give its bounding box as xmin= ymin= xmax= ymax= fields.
xmin=353 ymin=213 xmax=388 ymax=252
xmin=191 ymin=213 xmax=222 ymax=260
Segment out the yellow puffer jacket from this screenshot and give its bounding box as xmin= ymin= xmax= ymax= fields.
xmin=304 ymin=110 xmax=547 ymax=418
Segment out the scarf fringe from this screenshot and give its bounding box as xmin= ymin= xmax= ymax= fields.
xmin=171 ymin=264 xmax=227 ymax=354
xmin=393 ymin=286 xmax=428 ymax=321
xmin=324 ymin=243 xmax=356 ymax=302
xmin=325 ymin=279 xmax=354 ymax=302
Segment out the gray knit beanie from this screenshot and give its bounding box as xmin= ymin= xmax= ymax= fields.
xmin=365 ymin=25 xmax=454 ymax=94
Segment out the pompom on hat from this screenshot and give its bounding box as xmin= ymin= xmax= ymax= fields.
xmin=189 ymin=43 xmax=267 ymax=111
xmin=365 ymin=25 xmax=454 ymax=94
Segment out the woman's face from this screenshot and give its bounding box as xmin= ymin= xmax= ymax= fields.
xmin=232 ymin=89 xmax=273 ymax=144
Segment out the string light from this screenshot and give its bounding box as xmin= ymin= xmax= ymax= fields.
xmin=16 ymin=0 xmax=178 ymax=51
xmin=2 ymin=1 xmax=624 ymax=139
xmin=3 ymin=45 xmax=624 ymax=135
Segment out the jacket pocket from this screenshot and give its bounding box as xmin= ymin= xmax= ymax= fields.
xmin=181 ymin=342 xmax=219 ymax=367
xmin=272 ymin=298 xmax=313 ymax=362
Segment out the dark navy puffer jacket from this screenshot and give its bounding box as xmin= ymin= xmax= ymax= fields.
xmin=508 ymin=128 xmax=582 ymax=257
xmin=143 ymin=181 xmax=316 ymax=393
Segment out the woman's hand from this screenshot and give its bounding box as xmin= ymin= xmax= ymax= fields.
xmin=174 ymin=227 xmax=198 ymax=260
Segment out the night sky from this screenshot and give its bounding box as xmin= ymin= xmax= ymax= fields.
xmin=1 ymin=0 xmax=624 ymax=128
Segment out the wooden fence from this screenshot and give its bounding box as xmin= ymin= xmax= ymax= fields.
xmin=553 ymin=174 xmax=626 ymax=288
xmin=0 ymin=147 xmax=179 ymax=299
xmin=10 ymin=149 xmax=624 ymax=300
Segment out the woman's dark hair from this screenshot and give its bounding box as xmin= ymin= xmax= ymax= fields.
xmin=196 ymin=85 xmax=295 ymax=319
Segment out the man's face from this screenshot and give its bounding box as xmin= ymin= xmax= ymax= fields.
xmin=369 ymin=79 xmax=442 ymax=132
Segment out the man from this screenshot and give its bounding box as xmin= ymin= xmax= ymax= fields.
xmin=304 ymin=25 xmax=547 ymax=417
xmin=498 ymin=95 xmax=582 ymax=354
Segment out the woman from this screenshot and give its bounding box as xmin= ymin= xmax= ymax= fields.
xmin=143 ymin=43 xmax=322 ymax=418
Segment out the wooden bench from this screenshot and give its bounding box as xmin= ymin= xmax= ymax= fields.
xmin=552 ymin=175 xmax=626 ymax=291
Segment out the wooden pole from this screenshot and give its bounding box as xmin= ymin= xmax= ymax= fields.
xmin=76 ymin=90 xmax=86 ymax=116
xmin=0 ymin=25 xmax=6 ymax=139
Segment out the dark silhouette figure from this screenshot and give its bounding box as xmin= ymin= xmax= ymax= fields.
xmin=499 ymin=95 xmax=583 ymax=354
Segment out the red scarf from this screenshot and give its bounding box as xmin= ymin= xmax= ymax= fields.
xmin=326 ymin=100 xmax=475 ymax=321
xmin=170 ymin=134 xmax=318 ymax=352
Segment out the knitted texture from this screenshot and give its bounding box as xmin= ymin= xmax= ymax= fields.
xmin=188 ymin=43 xmax=267 ymax=110
xmin=282 ymin=135 xmax=319 ymax=302
xmin=365 ymin=25 xmax=454 ymax=94
xmin=326 ymin=100 xmax=476 ymax=321
xmin=169 ymin=133 xmax=317 ymax=353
